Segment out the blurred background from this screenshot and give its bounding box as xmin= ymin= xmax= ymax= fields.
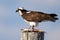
xmin=0 ymin=0 xmax=60 ymax=40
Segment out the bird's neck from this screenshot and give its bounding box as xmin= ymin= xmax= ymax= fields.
xmin=18 ymin=10 xmax=23 ymax=15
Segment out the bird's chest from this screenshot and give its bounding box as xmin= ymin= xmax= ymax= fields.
xmin=24 ymin=20 xmax=37 ymax=26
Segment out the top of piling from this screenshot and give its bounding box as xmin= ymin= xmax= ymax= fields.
xmin=21 ymin=28 xmax=44 ymax=32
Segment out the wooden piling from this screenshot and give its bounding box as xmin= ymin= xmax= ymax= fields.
xmin=20 ymin=29 xmax=44 ymax=40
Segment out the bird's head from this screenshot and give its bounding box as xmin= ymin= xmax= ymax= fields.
xmin=16 ymin=7 xmax=28 ymax=15
xmin=16 ymin=7 xmax=26 ymax=15
xmin=16 ymin=7 xmax=24 ymax=12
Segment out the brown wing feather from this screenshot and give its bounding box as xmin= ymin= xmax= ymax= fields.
xmin=22 ymin=11 xmax=58 ymax=22
xmin=22 ymin=11 xmax=49 ymax=22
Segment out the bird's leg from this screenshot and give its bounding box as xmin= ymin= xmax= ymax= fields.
xmin=29 ymin=25 xmax=34 ymax=31
xmin=32 ymin=25 xmax=34 ymax=31
xmin=29 ymin=26 xmax=32 ymax=31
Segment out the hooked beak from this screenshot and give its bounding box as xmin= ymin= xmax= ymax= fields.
xmin=16 ymin=9 xmax=18 ymax=12
xmin=16 ymin=8 xmax=20 ymax=12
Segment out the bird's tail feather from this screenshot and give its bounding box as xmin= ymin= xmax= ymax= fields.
xmin=50 ymin=14 xmax=57 ymax=17
xmin=49 ymin=14 xmax=58 ymax=22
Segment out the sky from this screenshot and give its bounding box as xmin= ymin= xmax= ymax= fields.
xmin=0 ymin=0 xmax=60 ymax=40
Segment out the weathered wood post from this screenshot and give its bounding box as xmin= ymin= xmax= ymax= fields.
xmin=20 ymin=29 xmax=44 ymax=40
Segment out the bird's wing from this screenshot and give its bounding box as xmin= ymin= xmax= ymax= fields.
xmin=22 ymin=11 xmax=48 ymax=22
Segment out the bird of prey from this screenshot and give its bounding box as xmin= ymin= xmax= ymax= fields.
xmin=16 ymin=7 xmax=58 ymax=31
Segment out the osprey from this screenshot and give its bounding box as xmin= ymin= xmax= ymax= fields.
xmin=16 ymin=7 xmax=58 ymax=30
